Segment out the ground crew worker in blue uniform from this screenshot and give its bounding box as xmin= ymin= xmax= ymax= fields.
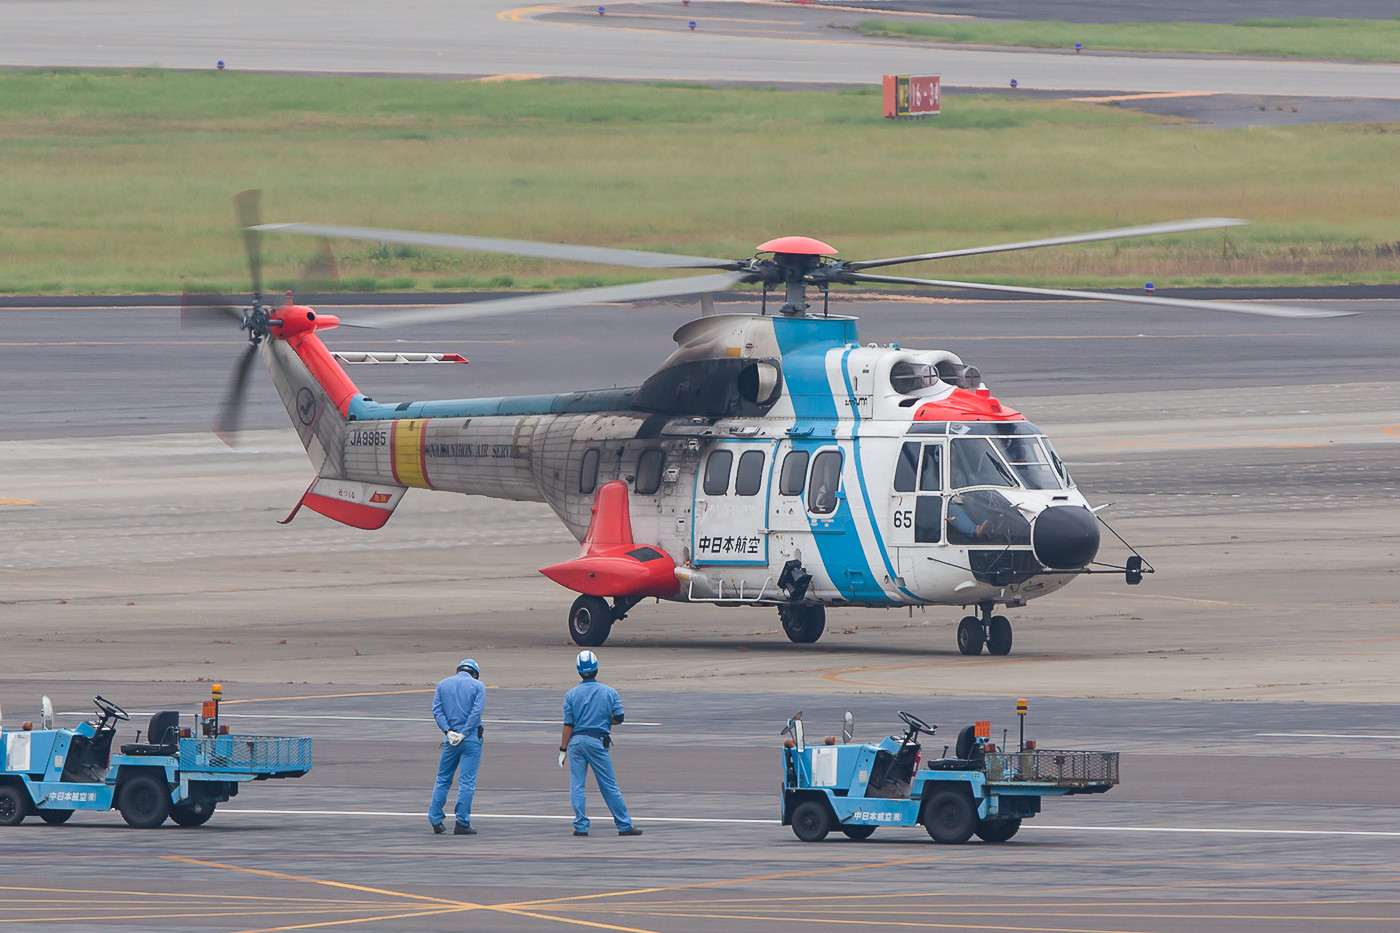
xmin=429 ymin=657 xmax=485 ymax=835
xmin=559 ymin=650 xmax=642 ymax=837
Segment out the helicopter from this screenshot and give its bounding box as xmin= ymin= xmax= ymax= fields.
xmin=190 ymin=191 xmax=1345 ymax=655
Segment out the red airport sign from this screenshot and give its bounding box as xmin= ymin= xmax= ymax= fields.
xmin=882 ymin=74 xmax=940 ymax=118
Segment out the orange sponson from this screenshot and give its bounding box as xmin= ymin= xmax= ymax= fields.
xmin=539 ymin=481 xmax=680 ymax=598
xmin=272 ymin=305 xmax=361 ymax=417
xmin=914 ymin=387 xmax=1023 ymax=423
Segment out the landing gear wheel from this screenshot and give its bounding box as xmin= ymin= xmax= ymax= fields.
xmin=986 ymin=616 xmax=1013 ymax=656
xmin=923 ymin=789 xmax=976 ymax=844
xmin=170 ymin=800 xmax=217 ymax=827
xmin=956 ymin=616 xmax=984 ymax=656
xmin=117 ymin=774 xmax=172 ymax=828
xmin=791 ymin=800 xmax=832 ymax=842
xmin=38 ymin=809 xmax=74 ymax=826
xmin=840 ymin=824 xmax=876 ymax=840
xmin=568 ymin=595 xmax=613 ymax=647
xmin=974 ymin=817 xmax=1021 ymax=842
xmin=780 ymin=604 xmax=825 ymax=644
xmin=0 ymin=786 xmax=31 ymax=826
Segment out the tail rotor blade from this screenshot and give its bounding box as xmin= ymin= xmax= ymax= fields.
xmin=180 ymin=291 xmax=242 ymax=328
xmin=235 ymin=189 xmax=264 ymax=302
xmin=215 ymin=343 xmax=259 ymax=446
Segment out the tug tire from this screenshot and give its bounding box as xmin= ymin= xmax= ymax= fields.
xmin=791 ymin=800 xmax=832 ymax=842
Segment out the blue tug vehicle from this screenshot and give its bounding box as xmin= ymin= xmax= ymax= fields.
xmin=0 ymin=686 xmax=311 ymax=828
xmin=781 ymin=704 xmax=1118 ymax=843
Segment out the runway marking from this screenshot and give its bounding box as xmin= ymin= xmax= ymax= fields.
xmin=1069 ymin=91 xmax=1215 ymax=103
xmin=229 ymin=809 xmax=774 ymax=824
xmin=160 ymin=857 xmax=469 ymax=906
xmin=822 ymin=656 xmax=1078 ymax=685
xmin=160 ymin=856 xmax=669 ymax=933
xmin=219 ymin=809 xmax=1400 ymax=837
xmin=217 ymin=713 xmax=663 ymax=725
xmin=0 ymin=498 xmax=37 ymax=506
xmin=1257 ymin=732 xmax=1400 ymax=740
xmin=222 ymin=688 xmax=434 ymax=705
xmin=501 ymin=0 xmax=971 ymax=24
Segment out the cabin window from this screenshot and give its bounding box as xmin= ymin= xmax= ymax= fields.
xmin=914 ymin=496 xmax=943 ymax=543
xmin=807 ymin=449 xmax=843 ymax=515
xmin=894 ymin=442 xmax=918 ymax=492
xmin=919 ymin=444 xmax=943 ymax=491
xmin=635 ymin=448 xmax=665 ymax=496
xmin=950 ymin=437 xmax=1016 ymax=489
xmin=703 ymin=449 xmax=732 ymax=496
xmin=778 ymin=450 xmax=809 ymax=496
xmin=579 ymin=448 xmax=600 ymax=495
xmin=735 ymin=449 xmax=766 ymax=496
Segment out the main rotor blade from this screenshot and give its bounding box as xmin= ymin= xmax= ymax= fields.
xmin=349 ymin=271 xmax=753 ymax=328
xmin=847 ymin=218 xmax=1249 ymax=271
xmin=234 ymin=189 xmax=264 ymax=301
xmin=250 ymin=222 xmax=740 ymax=271
xmin=215 ymin=343 xmax=260 ymax=446
xmin=845 ymin=272 xmax=1353 ymax=319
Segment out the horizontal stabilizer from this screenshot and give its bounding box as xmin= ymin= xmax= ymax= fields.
xmin=540 ymin=481 xmax=680 ymax=598
xmin=280 ymin=477 xmax=408 ymax=530
xmin=331 ymin=352 xmax=468 ymax=365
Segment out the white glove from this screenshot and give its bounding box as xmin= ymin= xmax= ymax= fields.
xmin=447 ymin=730 xmax=464 ymax=746
xmin=558 ymin=748 xmax=568 ymax=768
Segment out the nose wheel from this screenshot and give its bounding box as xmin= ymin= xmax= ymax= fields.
xmin=956 ymin=606 xmax=1014 ymax=656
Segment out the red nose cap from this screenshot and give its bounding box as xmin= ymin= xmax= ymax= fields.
xmin=272 ymin=306 xmax=341 ymax=337
xmin=757 ymin=236 xmax=837 ymax=256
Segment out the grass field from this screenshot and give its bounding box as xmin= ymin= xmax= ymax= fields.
xmin=856 ymin=17 xmax=1400 ymax=63
xmin=0 ymin=69 xmax=1396 ymax=294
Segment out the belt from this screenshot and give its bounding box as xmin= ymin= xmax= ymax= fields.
xmin=572 ymin=728 xmax=608 ymax=739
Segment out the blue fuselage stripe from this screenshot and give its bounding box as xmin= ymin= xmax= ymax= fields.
xmin=774 ymin=317 xmax=891 ymax=604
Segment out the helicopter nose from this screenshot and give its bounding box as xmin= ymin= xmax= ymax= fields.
xmin=1032 ymin=505 xmax=1100 ymax=569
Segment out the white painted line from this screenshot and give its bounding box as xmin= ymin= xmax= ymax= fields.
xmin=223 ymin=809 xmax=775 ymax=824
xmin=56 ymin=712 xmax=662 ymax=726
xmin=1035 ymin=824 xmax=1400 ymax=838
xmin=1256 ymin=732 xmax=1400 ymax=740
xmin=217 ymin=810 xmax=1400 ymax=836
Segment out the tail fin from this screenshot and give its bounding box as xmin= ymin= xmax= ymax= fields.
xmin=261 ymin=300 xmax=409 ymax=529
xmin=260 ymin=301 xmax=357 ymax=476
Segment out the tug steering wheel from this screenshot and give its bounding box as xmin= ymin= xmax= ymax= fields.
xmin=92 ymin=695 xmax=130 ymax=727
xmin=898 ymin=711 xmax=936 ymax=737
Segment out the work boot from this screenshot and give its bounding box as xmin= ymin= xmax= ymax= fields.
xmin=572 ymin=830 xmax=588 ymax=836
xmin=430 ymin=821 xmax=445 ymax=835
xmin=454 ymin=822 xmax=477 ymax=835
xmin=618 ymin=827 xmax=644 ymax=836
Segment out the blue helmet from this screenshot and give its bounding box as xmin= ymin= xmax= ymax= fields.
xmin=457 ymin=658 xmax=480 ymax=677
xmin=575 ymin=650 xmax=599 ymax=677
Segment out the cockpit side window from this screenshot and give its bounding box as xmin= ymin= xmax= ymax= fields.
xmin=990 ymin=436 xmax=1061 ymax=490
xmin=950 ymin=437 xmax=1016 ymax=489
xmin=918 ymin=444 xmax=943 ymax=491
xmin=894 ymin=442 xmax=918 ymax=493
xmin=1044 ymin=437 xmax=1073 ymax=487
xmin=807 ymin=449 xmax=843 ymax=515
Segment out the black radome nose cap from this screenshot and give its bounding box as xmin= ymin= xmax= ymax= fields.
xmin=1032 ymin=506 xmax=1100 ymax=569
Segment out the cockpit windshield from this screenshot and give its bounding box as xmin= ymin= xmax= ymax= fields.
xmin=949 ymin=437 xmax=1016 ymax=489
xmin=989 ymin=436 xmax=1062 ymax=490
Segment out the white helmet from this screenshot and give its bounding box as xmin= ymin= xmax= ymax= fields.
xmin=575 ymin=650 xmax=599 ymax=677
